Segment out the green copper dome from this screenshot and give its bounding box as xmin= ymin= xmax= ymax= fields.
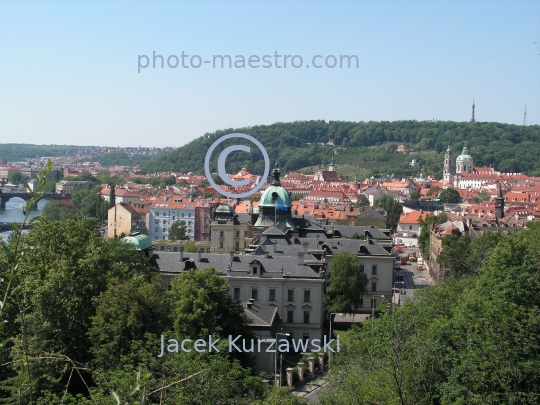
xmin=121 ymin=232 xmax=152 ymax=251
xmin=254 ymin=162 xmax=295 ymax=228
xmin=456 ymin=144 xmax=473 ymax=162
xmin=216 ymin=204 xmax=233 ymax=214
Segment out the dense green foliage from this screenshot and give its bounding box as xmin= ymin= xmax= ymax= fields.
xmin=325 ymin=252 xmax=368 ymax=315
xmin=141 ymin=121 xmax=540 ymax=179
xmin=321 ymin=224 xmax=540 ymax=404
xmin=377 ymin=195 xmax=403 ymax=230
xmin=168 ymin=220 xmax=189 ymax=240
xmin=438 ymin=187 xmax=460 ymax=203
xmin=1 ymin=219 xmax=288 ymax=403
xmin=42 ymin=185 xmax=109 ymax=222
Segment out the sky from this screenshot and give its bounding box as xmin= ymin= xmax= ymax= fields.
xmin=0 ymin=0 xmax=539 ymax=148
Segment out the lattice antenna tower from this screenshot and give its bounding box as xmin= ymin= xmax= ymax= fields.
xmin=523 ymin=105 xmax=527 ymax=126
xmin=470 ymin=99 xmax=476 ymax=123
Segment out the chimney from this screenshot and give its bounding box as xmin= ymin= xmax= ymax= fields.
xmin=273 ymin=241 xmax=277 ymax=252
xmin=316 ymin=234 xmax=320 ymax=247
xmin=197 ymin=250 xmax=202 ymax=262
xmin=298 ymin=252 xmax=305 ymax=265
xmin=302 ymin=242 xmax=309 ymax=253
xmin=265 ymin=251 xmax=269 ymax=258
xmin=229 ymin=251 xmax=235 ymax=262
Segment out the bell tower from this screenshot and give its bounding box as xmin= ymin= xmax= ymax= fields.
xmin=443 ymin=145 xmax=453 ymax=184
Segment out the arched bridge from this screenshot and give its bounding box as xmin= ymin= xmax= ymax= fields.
xmin=0 ymin=192 xmax=71 ymax=210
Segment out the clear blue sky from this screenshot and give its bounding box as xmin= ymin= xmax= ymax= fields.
xmin=1 ymin=0 xmax=539 ymax=147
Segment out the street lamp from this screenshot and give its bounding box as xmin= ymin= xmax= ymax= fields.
xmin=329 ymin=313 xmax=343 ymax=341
xmin=371 ymin=295 xmax=385 ymax=323
xmin=274 ymin=332 xmax=290 ymax=387
xmin=329 ymin=313 xmax=343 ymax=369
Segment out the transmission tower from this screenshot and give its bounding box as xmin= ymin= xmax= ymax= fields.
xmin=523 ymin=105 xmax=527 ymax=126
xmin=470 ymin=99 xmax=476 ymax=123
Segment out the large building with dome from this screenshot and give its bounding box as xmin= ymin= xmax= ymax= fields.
xmin=442 ymin=143 xmax=475 ymax=187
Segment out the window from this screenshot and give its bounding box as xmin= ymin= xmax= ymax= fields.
xmin=359 ymin=298 xmax=364 ymax=307
xmin=304 ymin=290 xmax=311 ymax=302
xmin=154 ymin=227 xmax=159 ymax=232
xmin=251 ymin=288 xmax=258 ymax=301
xmin=162 ymin=228 xmax=166 ymax=233
xmin=163 ymin=219 xmax=167 ymax=224
xmin=235 ymin=241 xmax=239 ymax=250
xmin=155 ymin=219 xmax=159 ymax=224
xmin=371 ymin=265 xmax=377 ymax=275
xmin=287 ymin=290 xmax=294 ymax=302
xmin=269 ymin=288 xmax=276 ymax=301
xmin=172 ymin=216 xmax=175 ymax=220
xmin=409 ymin=225 xmax=412 ymax=230
xmin=253 ymin=266 xmax=258 ymax=274
xmin=236 ymin=230 xmax=240 ymax=237
xmin=219 ymin=241 xmax=223 ymax=249
xmin=182 ymin=213 xmax=185 ymax=217
xmin=371 ymin=282 xmax=377 ymax=292
xmin=303 ymin=311 xmax=310 ymax=324
xmin=287 ymin=310 xmax=294 ymax=323
xmin=233 ymin=287 xmax=240 ymax=300
xmin=360 ymin=264 xmax=365 ymax=273
xmin=156 ymin=212 xmax=159 ymax=216
xmin=220 ymin=230 xmax=224 ymax=237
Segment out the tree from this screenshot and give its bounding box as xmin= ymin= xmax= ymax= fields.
xmin=4 ymin=219 xmax=157 ymax=399
xmin=185 ymin=240 xmax=198 ymax=253
xmin=108 ymin=183 xmax=115 ymax=208
xmin=198 ymin=179 xmax=210 ymax=188
xmin=74 ymin=171 xmax=96 ymax=182
xmin=168 ymin=267 xmax=254 ymax=366
xmin=325 ymin=252 xmax=368 ymax=315
xmin=410 ymin=190 xmax=420 ymax=201
xmin=10 ymin=171 xmax=27 ymax=185
xmin=438 ymin=187 xmax=460 ymax=203
xmin=88 ymin=275 xmax=172 ymax=370
xmin=427 ymin=186 xmax=441 ymax=197
xmin=169 ymin=220 xmax=189 ymax=240
xmin=473 ymin=190 xmax=491 ymax=204
xmin=356 ymin=195 xmax=370 ymax=207
xmin=377 ymin=195 xmax=403 ymax=230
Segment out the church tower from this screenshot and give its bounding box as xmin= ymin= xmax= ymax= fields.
xmin=328 ymin=156 xmax=335 ymax=172
xmin=443 ymin=145 xmax=453 ymax=184
xmin=495 ymin=182 xmax=504 ymax=221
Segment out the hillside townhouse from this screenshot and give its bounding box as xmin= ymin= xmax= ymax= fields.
xmin=148 ymin=195 xmax=197 ymax=240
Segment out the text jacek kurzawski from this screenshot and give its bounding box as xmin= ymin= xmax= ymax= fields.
xmin=158 ymin=334 xmax=340 ymax=357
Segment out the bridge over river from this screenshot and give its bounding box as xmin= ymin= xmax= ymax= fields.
xmin=0 ymin=192 xmax=71 ymax=210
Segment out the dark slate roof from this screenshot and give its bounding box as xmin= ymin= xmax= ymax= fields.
xmin=331 ymin=225 xmax=391 ymax=240
xmin=323 ymin=238 xmax=391 ymax=256
xmin=153 ymin=252 xmax=324 ymax=279
xmin=262 ymin=223 xmax=289 ymax=236
xmin=244 ymin=302 xmax=278 ymax=327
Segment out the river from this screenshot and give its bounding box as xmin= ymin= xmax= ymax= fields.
xmin=0 ymin=197 xmax=50 ymax=238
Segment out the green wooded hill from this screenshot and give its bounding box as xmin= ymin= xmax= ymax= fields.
xmin=141 ymin=121 xmax=540 ymax=179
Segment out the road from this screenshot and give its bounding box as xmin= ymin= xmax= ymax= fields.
xmin=394 ymin=249 xmax=433 ymax=305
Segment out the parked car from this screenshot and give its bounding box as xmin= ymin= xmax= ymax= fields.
xmin=400 ymin=256 xmax=408 ymax=265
